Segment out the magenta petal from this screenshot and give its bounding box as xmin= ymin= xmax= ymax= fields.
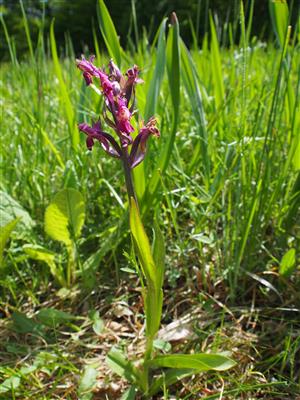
xmin=83 ymin=72 xmax=93 ymax=86
xmin=86 ymin=136 xmax=94 ymax=150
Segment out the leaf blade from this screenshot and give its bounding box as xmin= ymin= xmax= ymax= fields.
xmin=97 ymin=0 xmax=122 ymax=66
xmin=147 ymin=353 xmax=236 ymax=371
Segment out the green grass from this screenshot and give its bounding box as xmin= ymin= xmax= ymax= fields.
xmin=0 ymin=2 xmax=299 ymax=399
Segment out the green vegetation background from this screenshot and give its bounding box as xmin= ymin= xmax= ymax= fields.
xmin=0 ymin=0 xmax=296 ymax=60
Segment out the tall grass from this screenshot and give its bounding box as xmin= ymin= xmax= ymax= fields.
xmin=1 ymin=0 xmax=299 ymax=300
xmin=0 ymin=1 xmax=299 ymax=398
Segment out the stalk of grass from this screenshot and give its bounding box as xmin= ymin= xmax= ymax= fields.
xmin=97 ymin=0 xmax=122 ymax=66
xmin=19 ymin=0 xmax=34 ymax=64
xmin=50 ymin=20 xmax=79 ymax=150
xmin=133 ymin=18 xmax=167 ymax=204
xmin=145 ymin=13 xmax=181 ymax=212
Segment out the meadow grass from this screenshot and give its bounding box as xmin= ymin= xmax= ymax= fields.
xmin=0 ymin=1 xmax=299 ymax=399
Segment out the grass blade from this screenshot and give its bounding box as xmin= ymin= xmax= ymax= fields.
xmin=97 ymin=0 xmax=122 ymax=66
xmin=146 ymin=13 xmax=180 ymax=209
xmin=50 ymin=20 xmax=78 ymax=149
xmin=19 ymin=0 xmax=34 ymax=63
xmin=133 ymin=18 xmax=167 ymax=203
xmin=209 ymin=12 xmax=225 ymax=111
xmin=269 ymin=0 xmax=289 ymax=48
xmin=180 ymin=39 xmax=209 ymax=178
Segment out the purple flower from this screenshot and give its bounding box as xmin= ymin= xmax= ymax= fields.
xmin=123 ymin=65 xmax=143 ymax=104
xmin=76 ymin=56 xmax=101 ymax=85
xmin=116 ymin=97 xmax=134 ymax=135
xmin=129 ymin=117 xmax=160 ymax=168
xmin=108 ymin=59 xmax=122 ymax=81
xmin=76 ymin=57 xmax=159 ymax=168
xmin=78 ymin=121 xmax=121 ymax=158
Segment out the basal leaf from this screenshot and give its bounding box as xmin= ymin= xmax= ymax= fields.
xmin=45 ymin=188 xmax=85 ymax=245
xmin=147 ymin=353 xmax=236 ymax=371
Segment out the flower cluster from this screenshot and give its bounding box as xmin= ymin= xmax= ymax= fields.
xmin=76 ymin=56 xmax=159 ymax=168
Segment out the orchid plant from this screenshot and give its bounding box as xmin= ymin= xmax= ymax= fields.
xmin=76 ymin=56 xmax=235 ymax=398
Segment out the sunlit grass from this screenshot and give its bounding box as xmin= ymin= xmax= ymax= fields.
xmin=0 ymin=0 xmax=299 ymax=398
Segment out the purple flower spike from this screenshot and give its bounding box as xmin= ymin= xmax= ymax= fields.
xmin=76 ymin=57 xmax=159 ymax=168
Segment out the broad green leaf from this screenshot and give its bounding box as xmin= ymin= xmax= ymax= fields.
xmin=0 ymin=218 xmax=19 ymax=266
xmin=36 ymin=308 xmax=75 ymax=328
xmin=147 ymin=353 xmax=236 ymax=371
xmin=0 ymin=191 xmax=35 ymax=232
xmin=78 ymin=365 xmax=98 ymax=400
xmin=45 ymin=188 xmax=85 ymax=245
xmin=106 ymin=347 xmax=140 ymax=385
xmin=269 ymin=0 xmax=289 ymax=48
xmin=97 ymin=0 xmax=122 ymax=66
xmin=50 ymin=19 xmax=78 ymax=148
xmin=0 ymin=376 xmax=21 ymax=394
xmin=279 ymin=248 xmax=296 ymax=278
